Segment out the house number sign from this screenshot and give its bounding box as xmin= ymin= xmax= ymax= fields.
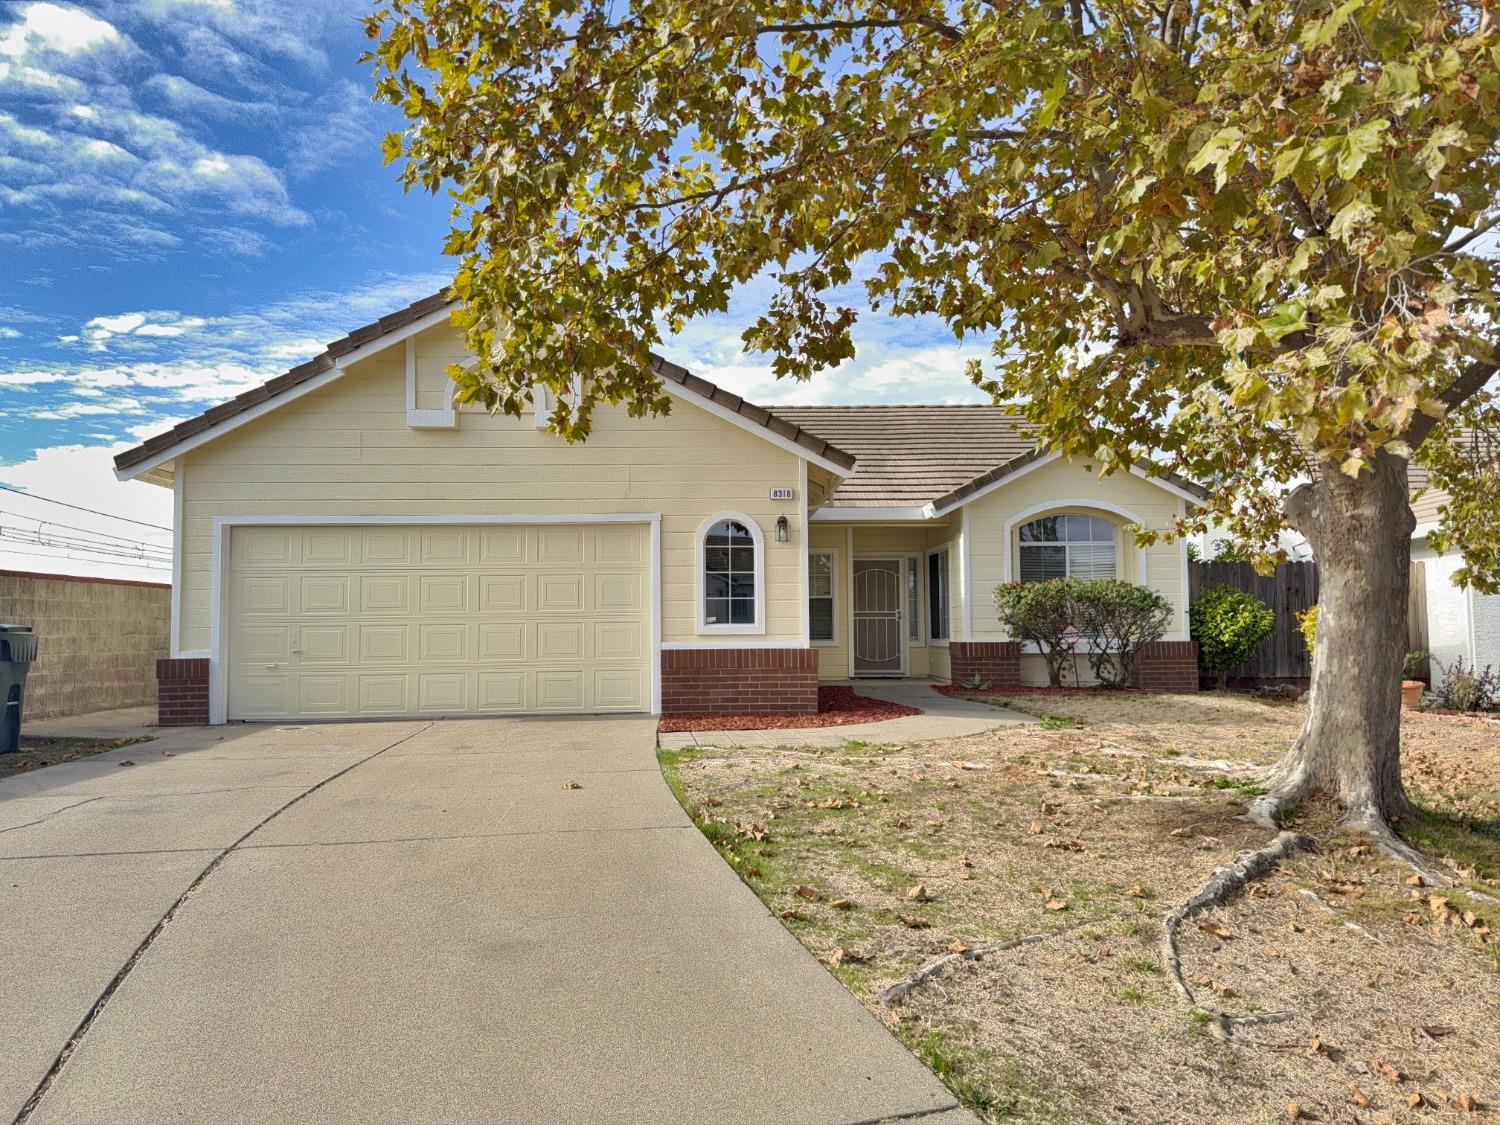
xmin=769 ymin=487 xmax=795 ymax=500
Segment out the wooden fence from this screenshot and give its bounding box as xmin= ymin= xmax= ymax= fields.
xmin=1188 ymin=561 xmax=1318 ymax=682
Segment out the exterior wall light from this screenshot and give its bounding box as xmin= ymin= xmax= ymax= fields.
xmin=775 ymin=515 xmax=789 ymax=543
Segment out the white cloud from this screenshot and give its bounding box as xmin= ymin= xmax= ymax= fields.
xmin=78 ymin=310 xmax=206 ymax=349
xmin=0 ymin=327 xmax=20 ymax=339
xmin=0 ymin=4 xmax=120 ymax=58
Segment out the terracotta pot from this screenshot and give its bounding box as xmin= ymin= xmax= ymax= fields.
xmin=1401 ymin=680 xmax=1425 ymax=710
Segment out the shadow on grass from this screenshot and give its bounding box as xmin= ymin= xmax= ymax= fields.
xmin=1401 ymin=805 xmax=1500 ymax=887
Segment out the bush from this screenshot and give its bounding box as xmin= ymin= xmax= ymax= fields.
xmin=1190 ymin=585 xmax=1275 ymax=688
xmin=1071 ymin=580 xmax=1172 ymax=689
xmin=1435 ymin=657 xmax=1499 ymax=713
xmin=995 ymin=578 xmax=1083 ymax=687
xmin=995 ymin=578 xmax=1171 ymax=689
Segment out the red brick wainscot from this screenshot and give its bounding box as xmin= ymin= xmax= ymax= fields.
xmin=948 ymin=641 xmax=1022 ymax=689
xmin=156 ymin=657 xmax=209 ymax=725
xmin=660 ymin=647 xmax=819 ymax=714
xmin=1132 ymin=641 xmax=1201 ymax=691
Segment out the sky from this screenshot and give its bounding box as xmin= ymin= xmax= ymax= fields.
xmin=0 ymin=0 xmax=989 ymax=582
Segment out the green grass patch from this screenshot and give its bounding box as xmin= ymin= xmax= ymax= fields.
xmin=894 ymin=1024 xmax=1071 ymax=1123
xmin=1039 ymin=714 xmax=1078 ymax=731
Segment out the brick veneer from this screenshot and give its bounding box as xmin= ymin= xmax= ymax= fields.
xmin=948 ymin=641 xmax=1022 ymax=689
xmin=1132 ymin=641 xmax=1200 ymax=691
xmin=660 ymin=647 xmax=819 ymax=714
xmin=156 ymin=657 xmax=210 ymax=725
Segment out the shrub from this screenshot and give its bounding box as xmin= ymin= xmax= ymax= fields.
xmin=1403 ymin=650 xmax=1432 ymax=680
xmin=996 ymin=578 xmax=1171 ymax=689
xmin=995 ymin=578 xmax=1083 ymax=687
xmin=1298 ymin=605 xmax=1318 ymax=655
xmin=1071 ymin=579 xmax=1172 ymax=688
xmin=1435 ymin=657 xmax=1499 ymax=713
xmin=1190 ymin=585 xmax=1275 ymax=688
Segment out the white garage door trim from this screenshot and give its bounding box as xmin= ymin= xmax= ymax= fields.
xmin=208 ymin=513 xmax=662 ymax=724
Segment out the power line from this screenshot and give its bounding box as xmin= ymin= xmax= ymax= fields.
xmin=0 ymin=510 xmax=169 ymax=552
xmin=0 ymin=527 xmax=171 ymax=564
xmin=0 ymin=482 xmax=172 ymax=532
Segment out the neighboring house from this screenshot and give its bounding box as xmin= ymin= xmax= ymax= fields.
xmin=114 ymin=293 xmax=1203 ymax=726
xmin=1409 ymin=460 xmax=1500 ymax=676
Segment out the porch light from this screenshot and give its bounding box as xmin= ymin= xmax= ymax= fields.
xmin=775 ymin=515 xmax=789 ymax=543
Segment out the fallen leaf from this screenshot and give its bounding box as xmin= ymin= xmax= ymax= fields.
xmin=1027 ymin=820 xmax=1044 ymax=835
xmin=829 ymin=898 xmax=854 ymax=911
xmin=1126 ymin=884 xmax=1147 ymax=898
xmin=1348 ymin=1082 xmax=1371 ymax=1108
xmin=1457 ymin=1092 xmax=1480 ymax=1112
xmin=794 ymin=885 xmax=822 ymax=901
xmin=1405 ymin=873 xmax=1426 ymax=887
xmin=906 ymin=884 xmax=931 ymax=902
xmin=1407 ymin=1092 xmax=1425 ymax=1109
xmin=118 ymin=760 xmax=135 ymax=768
xmin=1198 ymin=920 xmax=1234 ymax=939
xmin=1371 ymin=1059 xmax=1404 ymax=1083
xmin=1286 ymin=1100 xmax=1304 ymax=1120
xmin=777 ymin=908 xmax=803 ymax=921
xmin=1045 ymin=898 xmax=1069 ymax=912
xmin=828 ymin=946 xmax=867 ymax=966
xmin=946 ymin=939 xmax=968 ymax=954
xmin=562 ymin=779 xmax=582 ymax=790
xmin=899 ymin=915 xmax=930 ymax=929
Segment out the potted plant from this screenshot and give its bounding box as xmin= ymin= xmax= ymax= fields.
xmin=1401 ymin=650 xmax=1431 ymax=709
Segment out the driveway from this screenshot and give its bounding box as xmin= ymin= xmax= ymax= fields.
xmin=1 ymin=718 xmax=973 ymax=1125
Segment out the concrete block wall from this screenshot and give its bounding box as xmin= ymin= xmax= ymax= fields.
xmin=0 ymin=570 xmax=170 ymax=721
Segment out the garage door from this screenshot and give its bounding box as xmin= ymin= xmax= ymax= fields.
xmin=226 ymin=524 xmax=651 ymax=720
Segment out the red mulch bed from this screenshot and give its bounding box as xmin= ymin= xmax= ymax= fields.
xmin=932 ymin=684 xmax=1156 ymax=697
xmin=658 ymin=685 xmax=922 ymax=733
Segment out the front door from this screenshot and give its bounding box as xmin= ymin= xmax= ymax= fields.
xmin=852 ymin=557 xmax=906 ymax=676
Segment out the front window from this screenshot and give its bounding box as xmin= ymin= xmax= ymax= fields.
xmin=703 ymin=519 xmax=758 ymax=627
xmin=809 ymin=551 xmax=835 ymax=643
xmin=1018 ymin=514 xmax=1117 ymax=582
xmin=928 ymin=549 xmax=950 ymax=641
xmin=906 ymin=556 xmax=921 ymax=642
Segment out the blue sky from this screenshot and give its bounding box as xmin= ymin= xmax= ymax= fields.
xmin=0 ymin=0 xmax=986 ymax=579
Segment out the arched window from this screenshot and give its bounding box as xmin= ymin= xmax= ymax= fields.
xmin=1018 ymin=514 xmax=1117 ymax=582
xmin=700 ymin=515 xmax=762 ymax=631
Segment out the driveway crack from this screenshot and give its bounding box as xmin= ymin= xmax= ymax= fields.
xmin=0 ymin=797 xmax=105 ymax=836
xmin=10 ymin=721 xmax=437 ymax=1125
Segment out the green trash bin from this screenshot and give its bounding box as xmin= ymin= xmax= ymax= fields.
xmin=1 ymin=624 xmax=38 ymax=755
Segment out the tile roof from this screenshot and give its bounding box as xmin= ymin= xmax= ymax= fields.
xmin=771 ymin=405 xmax=1043 ymax=508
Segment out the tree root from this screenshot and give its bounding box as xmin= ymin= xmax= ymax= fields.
xmin=1294 ymin=887 xmax=1381 ymax=943
xmin=879 ymin=933 xmax=1047 ymax=1009
xmin=1161 ymin=830 xmax=1312 ymax=1037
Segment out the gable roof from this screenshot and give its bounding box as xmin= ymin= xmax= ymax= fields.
xmin=771 ymin=405 xmax=1041 ymax=507
xmin=112 ymin=291 xmax=856 ymax=478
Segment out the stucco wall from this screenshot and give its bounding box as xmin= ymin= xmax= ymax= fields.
xmin=175 ymin=323 xmax=809 ymax=654
xmin=1415 ymin=543 xmax=1474 ymax=678
xmin=0 ymin=569 xmax=169 ymax=720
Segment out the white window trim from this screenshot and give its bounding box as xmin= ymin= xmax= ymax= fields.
xmin=1016 ymin=514 xmax=1120 ymax=582
xmin=1001 ymin=500 xmax=1148 ymax=587
xmin=926 ymin=546 xmax=951 ymax=647
xmin=808 ymin=547 xmax=838 ymax=647
xmin=406 ymin=338 xmax=458 ymax=429
xmin=904 ymin=552 xmax=924 ymax=646
xmin=695 ymin=510 xmax=766 ymax=636
xmin=207 ymin=513 xmax=662 ymax=724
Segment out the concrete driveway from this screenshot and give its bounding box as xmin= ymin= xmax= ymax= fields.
xmin=1 ymin=718 xmax=972 ymax=1125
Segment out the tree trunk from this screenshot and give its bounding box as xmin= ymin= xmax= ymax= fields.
xmin=1258 ymin=450 xmax=1416 ymax=827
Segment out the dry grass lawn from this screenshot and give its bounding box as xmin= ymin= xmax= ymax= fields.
xmin=660 ymin=691 xmax=1500 ymax=1124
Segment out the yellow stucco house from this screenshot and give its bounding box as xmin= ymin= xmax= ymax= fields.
xmin=115 ymin=293 xmax=1203 ymax=725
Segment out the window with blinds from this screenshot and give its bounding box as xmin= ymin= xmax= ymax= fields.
xmin=809 ymin=550 xmax=835 ymax=642
xmin=1018 ymin=514 xmax=1117 ymax=582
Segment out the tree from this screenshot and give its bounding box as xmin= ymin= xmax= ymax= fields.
xmin=365 ymin=0 xmax=1500 ymax=847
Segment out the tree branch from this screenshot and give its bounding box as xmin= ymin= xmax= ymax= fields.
xmin=756 ymin=17 xmax=963 ymax=42
xmin=1407 ymin=338 xmax=1500 ymax=449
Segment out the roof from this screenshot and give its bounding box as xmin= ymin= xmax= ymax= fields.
xmin=112 ymin=291 xmax=856 ymax=476
xmin=771 ymin=405 xmax=1041 ymax=507
xmin=1409 ymin=428 xmax=1491 ymax=528
xmin=111 ymin=292 xmax=1205 ymax=510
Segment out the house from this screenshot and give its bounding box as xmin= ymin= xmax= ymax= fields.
xmin=1409 ymin=456 xmax=1499 ymax=678
xmin=114 ymin=293 xmax=1203 ymax=726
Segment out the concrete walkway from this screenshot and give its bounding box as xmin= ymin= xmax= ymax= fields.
xmin=659 ymin=680 xmax=1035 ymax=749
xmin=1 ymin=717 xmax=974 ymax=1125
xmin=21 ymin=705 xmax=159 ymax=741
